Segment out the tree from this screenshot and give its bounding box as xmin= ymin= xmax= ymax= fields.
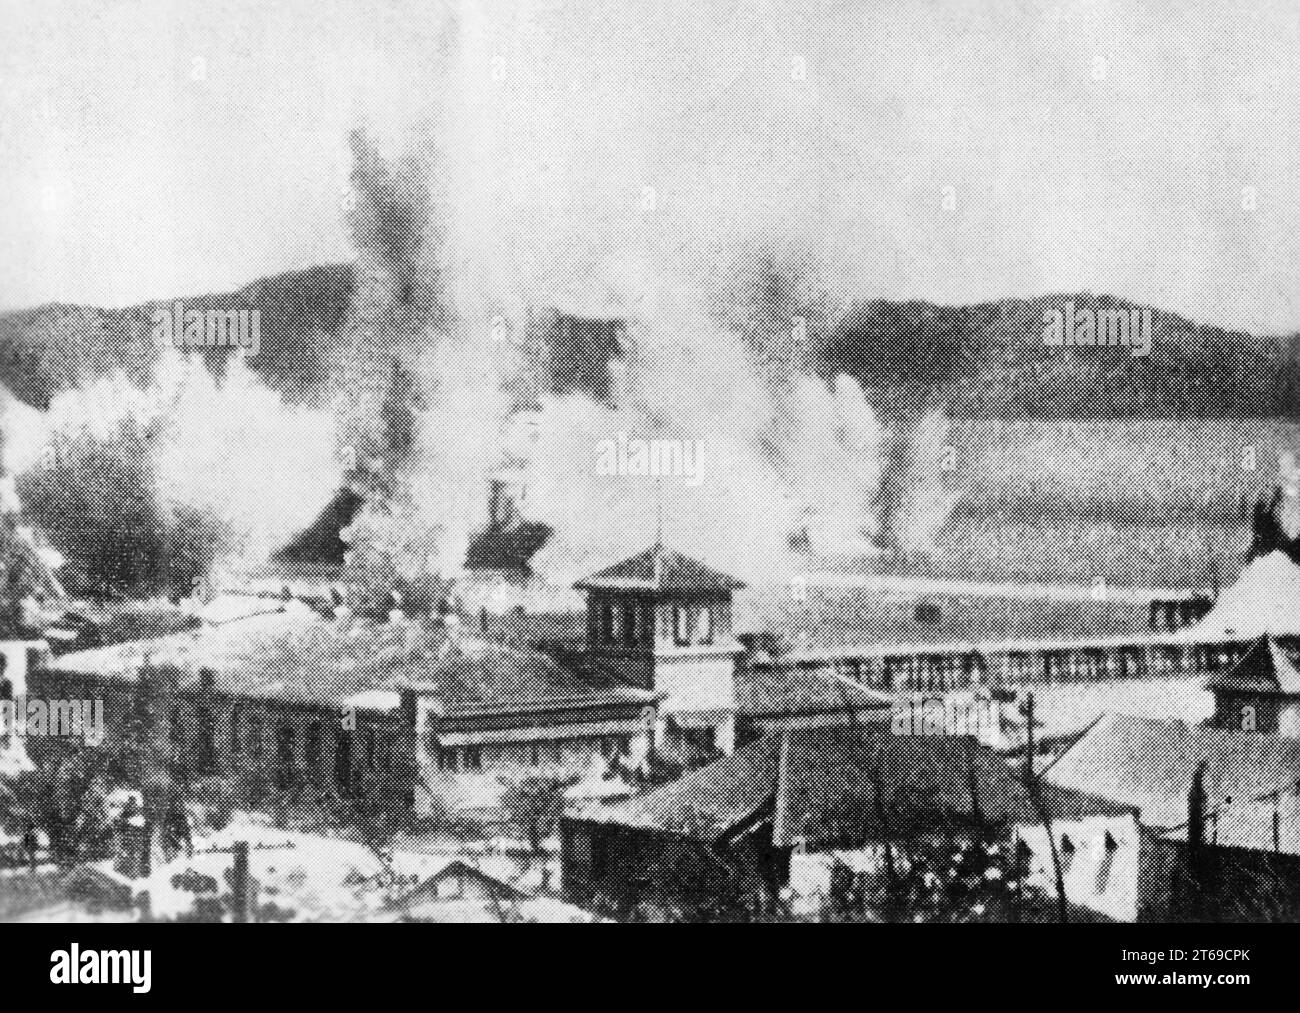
xmin=499 ymin=775 xmax=570 ymax=854
xmin=16 ymin=417 xmax=228 ymax=598
xmin=842 ymin=825 xmax=1041 ymax=923
xmin=0 ymin=741 xmax=113 ymax=867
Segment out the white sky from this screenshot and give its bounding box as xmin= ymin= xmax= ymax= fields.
xmin=2 ymin=0 xmax=1299 ymax=333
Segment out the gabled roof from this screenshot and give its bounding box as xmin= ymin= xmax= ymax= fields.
xmin=1044 ymin=712 xmax=1300 ymax=828
xmin=1206 ymin=635 xmax=1300 ymax=696
xmin=578 ymin=727 xmax=1130 ymax=847
xmin=1186 ymin=550 xmax=1300 ymax=638
xmin=574 ymin=544 xmax=746 ymax=593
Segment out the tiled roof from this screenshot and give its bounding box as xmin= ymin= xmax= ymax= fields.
xmin=396 ymin=641 xmax=656 ymax=714
xmin=582 ymin=732 xmax=783 ymax=843
xmin=1205 ymin=635 xmax=1300 ymax=695
xmin=735 ymin=665 xmax=894 ymax=718
xmin=1044 ymin=712 xmax=1300 ymax=828
xmin=49 ymin=603 xmax=653 ymax=716
xmin=574 ymin=544 xmax=745 ymax=593
xmin=580 ymin=727 xmax=1130 ymax=847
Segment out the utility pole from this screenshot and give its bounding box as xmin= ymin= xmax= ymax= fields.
xmin=232 ymin=841 xmax=250 ymax=923
xmin=1022 ymin=691 xmax=1068 ymax=923
xmin=1023 ymin=692 xmax=1034 ymax=781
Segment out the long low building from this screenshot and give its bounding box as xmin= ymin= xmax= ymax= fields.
xmin=754 ymin=549 xmax=1300 ymax=694
xmin=19 ymin=545 xmax=893 ymax=816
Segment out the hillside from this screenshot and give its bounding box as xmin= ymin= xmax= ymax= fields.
xmin=0 ymin=265 xmax=1295 ymax=419
xmin=0 ymin=263 xmax=353 ymax=409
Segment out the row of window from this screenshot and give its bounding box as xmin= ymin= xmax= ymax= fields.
xmin=432 ymin=736 xmax=633 ymax=773
xmin=863 ymin=644 xmax=1219 ymax=691
xmin=595 ymin=603 xmax=717 ymax=647
xmin=225 ymin=709 xmax=388 ymax=772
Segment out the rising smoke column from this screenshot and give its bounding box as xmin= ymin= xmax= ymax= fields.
xmin=333 ymin=125 xmax=518 ymax=609
xmin=324 ymin=3 xmax=938 ymax=591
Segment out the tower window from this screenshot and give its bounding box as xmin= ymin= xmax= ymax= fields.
xmin=698 ymin=606 xmax=714 ymax=645
xmin=673 ymin=604 xmax=690 ymax=646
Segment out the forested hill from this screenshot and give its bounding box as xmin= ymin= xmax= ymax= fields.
xmin=1 ymin=266 xmax=1296 ymax=419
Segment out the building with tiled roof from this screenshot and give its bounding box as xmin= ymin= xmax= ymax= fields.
xmin=41 ymin=598 xmax=660 ymax=811
xmin=1206 ymin=635 xmax=1300 ymax=734
xmin=574 ymin=544 xmax=747 ymax=593
xmin=563 ymin=726 xmax=1141 ymax=920
xmin=24 ymin=544 xmax=898 ymax=819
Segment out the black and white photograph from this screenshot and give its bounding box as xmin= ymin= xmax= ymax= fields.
xmin=0 ymin=0 xmax=1295 ymax=966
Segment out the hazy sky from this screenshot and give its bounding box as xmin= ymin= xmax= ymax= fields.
xmin=3 ymin=0 xmax=1299 ymax=333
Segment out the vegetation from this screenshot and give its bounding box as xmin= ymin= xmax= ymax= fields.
xmin=16 ymin=417 xmax=228 ymax=599
xmin=499 ymin=775 xmax=570 ymax=854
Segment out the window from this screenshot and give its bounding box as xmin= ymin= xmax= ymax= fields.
xmin=673 ymin=604 xmax=690 ymax=646
xmin=569 ymin=829 xmax=594 ymax=870
xmin=529 ymin=742 xmax=540 ymax=767
xmin=277 ymin=722 xmax=297 ymax=767
xmin=247 ymin=713 xmax=264 ymax=760
xmin=1014 ymin=838 xmax=1033 ymax=876
xmin=437 ymin=746 xmax=459 ymax=772
xmin=601 ymin=603 xmax=617 ymax=643
xmin=305 ymin=721 xmax=322 ymax=769
xmin=1095 ymin=832 xmax=1120 ymax=895
xmin=697 ymin=606 xmax=714 ymax=645
xmin=197 ymin=707 xmax=216 ymax=773
xmin=463 ymin=746 xmax=483 ymax=772
xmin=622 ymin=604 xmax=638 ymax=646
xmin=0 ymin=661 xmax=9 ymax=749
